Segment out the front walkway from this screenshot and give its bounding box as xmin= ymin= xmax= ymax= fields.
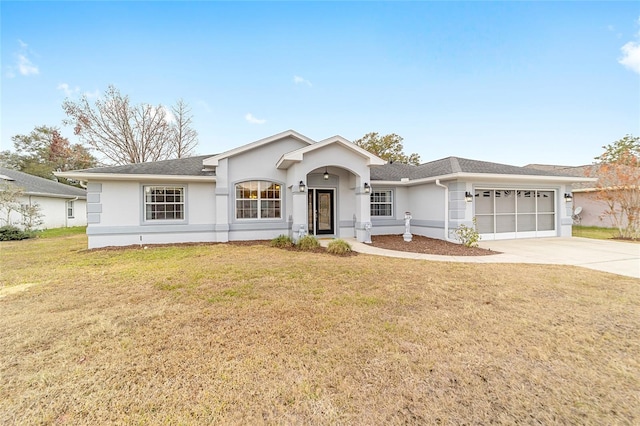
xmin=329 ymin=237 xmax=639 ymax=279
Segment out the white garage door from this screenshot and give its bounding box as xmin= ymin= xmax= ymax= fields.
xmin=474 ymin=189 xmax=556 ymax=240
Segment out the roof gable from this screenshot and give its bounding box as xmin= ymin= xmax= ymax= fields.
xmin=203 ymin=130 xmax=315 ymax=167
xmin=276 ymin=135 xmax=386 ymax=169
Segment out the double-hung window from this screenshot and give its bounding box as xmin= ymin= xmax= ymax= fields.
xmin=371 ymin=189 xmax=393 ymax=217
xmin=144 ymin=186 xmax=185 ymax=220
xmin=235 ymin=181 xmax=281 ymax=219
xmin=67 ymin=200 xmax=75 ymax=218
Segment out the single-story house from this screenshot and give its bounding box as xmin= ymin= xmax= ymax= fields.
xmin=56 ymin=130 xmax=594 ymax=249
xmin=0 ymin=167 xmax=87 ymax=229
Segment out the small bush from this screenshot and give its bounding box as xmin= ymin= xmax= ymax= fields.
xmin=454 ymin=217 xmax=481 ymax=248
xmin=0 ymin=225 xmax=33 ymax=241
xmin=326 ymin=239 xmax=352 ymax=255
xmin=297 ymin=235 xmax=320 ymax=251
xmin=270 ymin=234 xmax=294 ymax=248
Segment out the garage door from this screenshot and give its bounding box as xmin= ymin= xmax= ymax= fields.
xmin=474 ymin=189 xmax=556 ymax=240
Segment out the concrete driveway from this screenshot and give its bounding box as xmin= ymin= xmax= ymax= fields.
xmin=341 ymin=237 xmax=639 ymax=279
xmin=478 ymin=237 xmax=639 ymax=279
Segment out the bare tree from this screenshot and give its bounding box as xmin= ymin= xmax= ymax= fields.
xmin=170 ymin=99 xmax=198 ymax=158
xmin=62 ymin=86 xmax=198 ymax=165
xmin=0 ymin=182 xmax=24 ymax=226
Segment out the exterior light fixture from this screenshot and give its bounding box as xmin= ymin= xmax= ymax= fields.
xmin=323 ymin=168 xmax=329 ymax=180
xmin=465 ymin=191 xmax=473 ymax=202
xmin=299 ymin=181 xmax=306 ymax=192
xmin=364 ymin=182 xmax=371 ymax=193
xmin=564 ymin=193 xmax=573 ymax=202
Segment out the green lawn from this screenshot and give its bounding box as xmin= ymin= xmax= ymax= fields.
xmin=573 ymin=225 xmax=624 ymax=240
xmin=1 ymin=234 xmax=638 ymax=424
xmin=36 ymin=226 xmax=87 ymax=239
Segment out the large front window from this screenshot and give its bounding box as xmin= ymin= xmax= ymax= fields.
xmin=371 ymin=190 xmax=393 ymax=217
xmin=235 ymin=181 xmax=281 ymax=219
xmin=144 ymin=186 xmax=185 ymax=220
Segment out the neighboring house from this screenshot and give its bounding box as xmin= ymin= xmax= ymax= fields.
xmin=0 ymin=167 xmax=87 ymax=229
xmin=56 ymin=130 xmax=594 ymax=249
xmin=524 ymin=164 xmax=616 ymax=228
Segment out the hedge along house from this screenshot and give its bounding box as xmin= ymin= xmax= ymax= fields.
xmin=56 ymin=130 xmax=594 ymax=249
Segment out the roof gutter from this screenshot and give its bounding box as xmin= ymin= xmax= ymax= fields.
xmin=373 ymin=173 xmax=596 ymax=187
xmin=54 ymin=171 xmax=216 ymax=183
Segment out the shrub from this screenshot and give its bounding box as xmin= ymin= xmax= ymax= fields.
xmin=297 ymin=235 xmax=320 ymax=251
xmin=454 ymin=217 xmax=481 ymax=248
xmin=326 ymin=239 xmax=352 ymax=255
xmin=0 ymin=225 xmax=33 ymax=241
xmin=270 ymin=234 xmax=294 ymax=248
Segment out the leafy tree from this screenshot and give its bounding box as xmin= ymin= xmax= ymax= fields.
xmin=593 ymin=134 xmax=640 ymax=239
xmin=62 ymin=85 xmax=198 ymax=165
xmin=0 ymin=126 xmax=96 ymax=182
xmin=353 ymin=132 xmax=421 ymax=165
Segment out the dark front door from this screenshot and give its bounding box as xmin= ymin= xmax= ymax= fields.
xmin=308 ymin=189 xmax=335 ymax=235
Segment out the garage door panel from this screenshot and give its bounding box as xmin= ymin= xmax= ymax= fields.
xmin=475 ymin=188 xmax=557 ymax=239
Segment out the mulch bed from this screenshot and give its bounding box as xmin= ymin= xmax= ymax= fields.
xmin=88 ymin=235 xmax=498 ymax=256
xmin=370 ymin=234 xmax=498 ymax=256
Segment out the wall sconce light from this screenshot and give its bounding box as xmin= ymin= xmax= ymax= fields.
xmin=364 ymin=182 xmax=371 ymax=193
xmin=564 ymin=193 xmax=573 ymax=202
xmin=465 ymin=191 xmax=473 ymax=202
xmin=323 ymin=168 xmax=329 ymax=180
xmin=299 ymin=181 xmax=306 ymax=192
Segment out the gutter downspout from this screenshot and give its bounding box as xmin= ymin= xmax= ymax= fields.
xmin=435 ymin=179 xmax=450 ymax=241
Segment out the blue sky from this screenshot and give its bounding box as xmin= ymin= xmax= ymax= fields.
xmin=2 ymin=1 xmax=639 ymax=167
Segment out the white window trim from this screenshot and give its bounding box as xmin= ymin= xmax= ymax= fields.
xmin=67 ymin=200 xmax=75 ymax=219
xmin=234 ymin=180 xmax=283 ymax=220
xmin=370 ymin=189 xmax=394 ymax=218
xmin=143 ymin=185 xmax=186 ymax=222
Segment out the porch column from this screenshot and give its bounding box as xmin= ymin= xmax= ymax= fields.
xmin=354 ymin=180 xmax=372 ymax=243
xmin=291 ymin=181 xmax=307 ymax=241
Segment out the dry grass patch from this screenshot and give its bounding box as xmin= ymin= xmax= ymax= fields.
xmin=1 ymin=235 xmax=639 ymax=424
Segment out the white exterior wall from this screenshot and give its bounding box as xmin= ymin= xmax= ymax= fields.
xmin=3 ymin=195 xmax=86 ymax=230
xmin=224 ymin=137 xmax=307 ymax=241
xmin=86 ymin=180 xmax=216 ymax=249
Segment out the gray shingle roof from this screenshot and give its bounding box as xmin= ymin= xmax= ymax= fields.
xmin=0 ymin=167 xmax=86 ymax=198
xmin=74 ymin=155 xmax=216 ymax=176
xmin=524 ymin=164 xmax=597 ymax=189
xmin=371 ymin=157 xmax=586 ymax=181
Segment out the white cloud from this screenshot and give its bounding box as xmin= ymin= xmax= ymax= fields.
xmin=245 ymin=113 xmax=266 ymax=124
xmin=57 ymin=83 xmax=80 ymax=97
xmin=293 ymin=75 xmax=312 ymax=87
xmin=7 ymin=40 xmax=39 ymax=78
xmin=161 ymin=105 xmax=176 ymax=124
xmin=619 ymin=41 xmax=640 ymax=73
xmin=17 ymin=54 xmax=38 ymax=76
xmin=619 ymin=17 xmax=640 ymax=74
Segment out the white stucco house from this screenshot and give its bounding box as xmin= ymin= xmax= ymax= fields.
xmin=56 ymin=130 xmax=594 ymax=249
xmin=0 ymin=167 xmax=87 ymax=229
